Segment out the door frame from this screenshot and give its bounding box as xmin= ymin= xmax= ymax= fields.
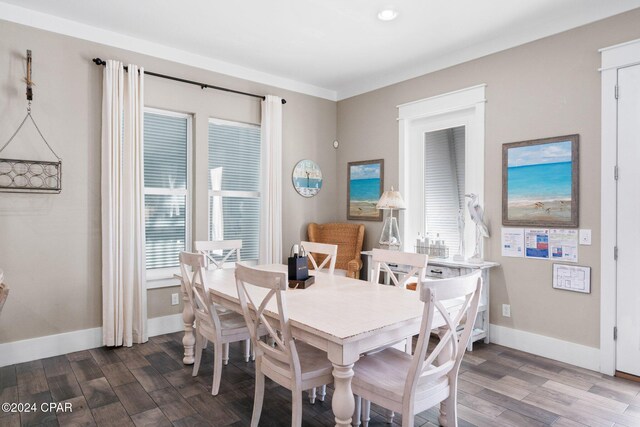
xmin=600 ymin=38 xmax=640 ymax=376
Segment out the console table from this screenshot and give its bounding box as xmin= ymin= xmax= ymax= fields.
xmin=361 ymin=250 xmax=499 ymax=351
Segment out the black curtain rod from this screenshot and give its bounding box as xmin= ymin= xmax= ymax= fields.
xmin=92 ymin=58 xmax=286 ymax=104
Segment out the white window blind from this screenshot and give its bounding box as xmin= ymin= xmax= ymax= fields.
xmin=424 ymin=126 xmax=465 ymax=252
xmin=144 ymin=109 xmax=191 ymax=274
xmin=208 ymin=119 xmax=261 ymax=262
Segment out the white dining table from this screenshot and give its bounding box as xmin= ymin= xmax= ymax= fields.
xmin=178 ymin=264 xmax=460 ymax=427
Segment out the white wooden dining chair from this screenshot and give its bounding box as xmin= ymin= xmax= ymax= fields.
xmin=369 ymin=248 xmax=429 ymax=357
xmin=370 ymin=248 xmax=428 ymax=290
xmin=179 ymin=252 xmax=258 ymax=395
xmin=355 ymin=271 xmax=482 ymax=427
xmin=235 ymin=263 xmax=334 ymax=427
xmin=300 ymin=241 xmax=338 ymax=275
xmin=194 ymin=240 xmax=242 ymax=270
xmin=194 ymin=240 xmax=247 ymax=360
xmin=299 ymin=240 xmax=337 ymax=403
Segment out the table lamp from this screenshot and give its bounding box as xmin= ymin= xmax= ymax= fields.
xmin=376 ymin=186 xmax=406 ymax=250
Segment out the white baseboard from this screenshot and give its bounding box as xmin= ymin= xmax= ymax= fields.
xmin=0 ymin=314 xmax=184 ymax=367
xmin=489 ymin=324 xmax=600 ymax=372
xmin=147 ymin=313 xmax=183 ymax=337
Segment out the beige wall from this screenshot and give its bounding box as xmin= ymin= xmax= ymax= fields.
xmin=0 ymin=20 xmax=337 ymax=343
xmin=337 ymin=9 xmax=640 ymax=348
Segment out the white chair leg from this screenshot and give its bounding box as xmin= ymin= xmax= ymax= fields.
xmin=243 ymin=338 xmax=251 ymax=362
xmin=192 ymin=333 xmax=203 ymax=377
xmin=319 ymin=384 xmax=326 ymax=402
xmin=292 ymin=387 xmax=303 ymax=427
xmin=362 ymin=399 xmax=370 ymax=427
xmin=352 ymin=395 xmax=361 ymax=426
xmin=211 ymin=342 xmax=223 ymax=396
xmin=402 ymin=412 xmax=416 ymax=427
xmin=384 ymin=409 xmax=395 ymax=424
xmin=405 ymin=336 xmax=412 ymax=354
xmin=308 ymin=387 xmax=317 ymax=404
xmin=222 ymin=342 xmax=230 ymax=365
xmin=251 ymin=359 xmax=265 ymax=427
xmin=439 ymin=380 xmax=458 ymax=427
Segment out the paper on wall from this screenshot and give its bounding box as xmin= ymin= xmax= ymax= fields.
xmin=549 ymin=229 xmax=578 ymax=263
xmin=524 ymin=228 xmax=550 ymax=259
xmin=553 ymin=264 xmax=590 ymax=293
xmin=501 ymin=228 xmax=524 ymax=257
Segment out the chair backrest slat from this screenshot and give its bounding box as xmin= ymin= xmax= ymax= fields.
xmin=404 ymin=271 xmax=482 ymax=398
xmin=194 ymin=240 xmax=242 ymax=270
xmin=371 ymin=248 xmax=428 ymax=289
xmin=300 ymin=241 xmax=337 ymax=274
xmin=235 ymin=264 xmax=302 ymax=374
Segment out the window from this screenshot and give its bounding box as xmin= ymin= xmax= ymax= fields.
xmin=399 ymin=85 xmax=485 ymax=258
xmin=424 ymin=126 xmax=465 ymax=252
xmin=144 ymin=109 xmax=191 ymax=279
xmin=208 ymin=119 xmax=261 ymax=263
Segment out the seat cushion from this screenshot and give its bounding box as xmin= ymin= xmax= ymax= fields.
xmin=352 ymin=347 xmax=448 ymax=404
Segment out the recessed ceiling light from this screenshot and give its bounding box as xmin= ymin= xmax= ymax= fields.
xmin=377 ymin=8 xmax=398 ymax=21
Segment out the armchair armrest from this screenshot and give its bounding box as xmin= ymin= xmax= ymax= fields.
xmin=347 ymin=258 xmax=363 ymax=279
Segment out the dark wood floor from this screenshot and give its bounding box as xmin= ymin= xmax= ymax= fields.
xmin=1 ymin=332 xmax=639 ymax=427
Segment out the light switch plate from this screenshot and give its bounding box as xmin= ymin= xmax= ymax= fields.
xmin=171 ymin=293 xmax=180 ymax=306
xmin=579 ymin=229 xmax=592 ymax=245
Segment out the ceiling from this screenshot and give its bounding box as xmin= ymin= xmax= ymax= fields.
xmin=1 ymin=0 xmax=639 ymax=100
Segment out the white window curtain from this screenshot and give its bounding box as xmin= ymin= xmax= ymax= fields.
xmin=101 ymin=60 xmax=147 ymax=347
xmin=259 ymin=95 xmax=283 ymax=264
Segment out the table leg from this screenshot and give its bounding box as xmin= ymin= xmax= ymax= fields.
xmin=332 ymin=363 xmax=355 ymax=427
xmin=182 ymin=292 xmax=195 ymax=365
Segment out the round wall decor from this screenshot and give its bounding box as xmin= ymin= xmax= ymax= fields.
xmin=292 ymin=159 xmax=322 ymax=198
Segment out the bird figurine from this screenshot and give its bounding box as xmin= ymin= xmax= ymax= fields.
xmin=465 ymin=193 xmax=489 ymax=262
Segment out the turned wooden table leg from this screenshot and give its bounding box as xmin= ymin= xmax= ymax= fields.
xmin=332 ymin=363 xmax=355 ymax=427
xmin=182 ymin=291 xmax=195 ymax=365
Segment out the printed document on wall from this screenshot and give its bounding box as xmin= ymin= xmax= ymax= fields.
xmin=549 ymin=229 xmax=578 ymax=262
xmin=502 ymin=228 xmax=524 ymax=257
xmin=553 ymin=264 xmax=590 ymax=293
xmin=525 ymin=228 xmax=549 ymax=259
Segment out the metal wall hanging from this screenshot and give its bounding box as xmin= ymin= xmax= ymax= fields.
xmin=0 ymin=50 xmax=62 ymax=194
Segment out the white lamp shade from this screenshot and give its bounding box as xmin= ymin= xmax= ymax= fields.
xmin=376 ymin=186 xmax=406 ymax=210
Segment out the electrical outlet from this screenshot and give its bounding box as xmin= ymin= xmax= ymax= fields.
xmin=171 ymin=293 xmax=180 ymax=306
xmin=502 ymin=304 xmax=511 ymax=318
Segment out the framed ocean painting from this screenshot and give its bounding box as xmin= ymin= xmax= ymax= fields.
xmin=502 ymin=135 xmax=579 ymax=227
xmin=347 ymin=159 xmax=384 ymax=221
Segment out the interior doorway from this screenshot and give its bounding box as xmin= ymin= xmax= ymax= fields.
xmin=615 ymin=62 xmax=640 ymax=379
xmin=600 ymin=38 xmax=640 ymax=377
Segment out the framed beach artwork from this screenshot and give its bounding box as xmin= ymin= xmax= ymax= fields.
xmin=502 ymin=134 xmax=579 ymax=227
xmin=347 ymin=159 xmax=384 ymax=221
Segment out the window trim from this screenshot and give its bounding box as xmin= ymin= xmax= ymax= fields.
xmin=144 ymin=107 xmax=193 ymax=286
xmin=398 ymin=85 xmax=485 ymax=258
xmin=207 ymin=117 xmax=261 ymax=260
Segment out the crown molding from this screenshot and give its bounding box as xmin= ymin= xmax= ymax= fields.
xmin=0 ymin=2 xmax=338 ymax=101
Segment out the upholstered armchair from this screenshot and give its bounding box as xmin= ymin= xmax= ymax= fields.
xmin=307 ymin=223 xmax=365 ymax=279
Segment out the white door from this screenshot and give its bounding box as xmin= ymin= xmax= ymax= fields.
xmin=616 ymin=63 xmax=640 ymax=377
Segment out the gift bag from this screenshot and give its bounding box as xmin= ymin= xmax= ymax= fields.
xmin=288 ymin=244 xmax=309 ymax=281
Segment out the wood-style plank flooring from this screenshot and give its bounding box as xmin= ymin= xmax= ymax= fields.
xmin=1 ymin=332 xmax=639 ymax=426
